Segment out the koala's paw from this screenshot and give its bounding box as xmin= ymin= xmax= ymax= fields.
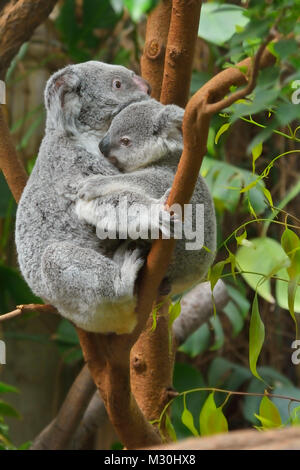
xmin=77 ymin=179 xmax=102 ymax=201
xmin=156 ymin=187 xmax=183 ymax=238
xmin=158 ymin=209 xmax=182 ymax=238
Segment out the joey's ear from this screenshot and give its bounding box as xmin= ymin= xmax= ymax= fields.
xmin=44 ymin=67 xmax=82 ymax=132
xmin=153 ymin=105 xmax=184 ymax=138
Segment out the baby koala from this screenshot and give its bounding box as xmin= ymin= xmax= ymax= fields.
xmin=76 ymin=99 xmax=216 ymax=295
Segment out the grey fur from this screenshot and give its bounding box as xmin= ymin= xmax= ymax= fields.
xmin=75 ymin=99 xmax=217 ymax=295
xmin=15 ymin=61 xmax=151 ymax=334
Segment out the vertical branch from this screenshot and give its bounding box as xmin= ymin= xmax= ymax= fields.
xmin=77 ymin=329 xmax=161 ymax=449
xmin=131 ymin=0 xmax=203 ymax=426
xmin=130 ymin=302 xmax=176 ymax=423
xmin=0 ymin=106 xmax=28 ymax=203
xmin=140 ymin=0 xmax=172 ymax=100
xmin=160 ymin=0 xmax=202 ymax=107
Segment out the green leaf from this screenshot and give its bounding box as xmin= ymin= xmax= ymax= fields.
xmin=223 ymin=301 xmax=244 ymax=336
xmin=199 ymin=3 xmax=249 ymax=46
xmin=201 ymin=156 xmax=266 ymax=215
xmin=0 ymin=382 xmax=19 ymax=395
xmin=179 ymin=323 xmax=211 ymax=358
xmin=281 ymin=229 xmax=300 ymax=333
xmin=274 ymin=39 xmax=299 ymax=60
xmin=226 ymin=284 xmax=250 ymax=319
xmin=209 ymin=261 xmax=226 ymax=291
xmin=209 ymin=315 xmax=225 ymax=351
xmin=262 ymin=187 xmax=273 ymax=209
xmin=236 ymin=237 xmax=290 ymax=303
xmin=275 ymin=268 xmax=300 ymax=314
xmin=243 ymin=369 xmax=293 ymax=425
xmin=235 ymin=228 xmax=247 ymax=246
xmin=165 ymin=414 xmax=177 ymax=442
xmin=124 ymin=0 xmax=158 ymax=22
xmin=252 ymin=141 xmax=263 ymax=173
xmin=172 ymin=363 xmax=206 ymax=439
xmin=290 ymin=405 xmax=300 ymax=425
xmin=281 ymin=228 xmax=300 ymax=262
xmin=0 ymin=401 xmax=20 ymax=419
xmin=215 ymin=123 xmax=231 ymax=144
xmin=168 ymin=300 xmax=181 ymax=327
xmin=208 ymin=358 xmax=251 ymax=392
xmin=249 ymin=294 xmax=265 ymax=381
xmin=199 ymin=393 xmax=228 ymax=436
xmin=256 ymin=396 xmax=282 ymax=429
xmin=181 ymin=395 xmax=199 ymax=437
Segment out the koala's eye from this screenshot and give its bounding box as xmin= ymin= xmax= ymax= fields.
xmin=120 ymin=137 xmax=131 ymax=146
xmin=112 ymin=79 xmax=122 ymax=89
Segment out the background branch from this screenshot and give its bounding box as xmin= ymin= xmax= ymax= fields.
xmin=0 ymin=0 xmax=58 ymax=77
xmin=173 ymin=280 xmax=228 ymax=346
xmin=147 ymin=426 xmax=300 ymax=450
xmin=31 ymin=365 xmax=95 ymax=450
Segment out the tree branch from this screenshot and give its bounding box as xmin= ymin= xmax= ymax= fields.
xmin=140 ymin=0 xmax=172 ymax=100
xmin=70 ymin=392 xmax=107 ymax=450
xmin=31 ymin=365 xmax=95 ymax=450
xmin=0 ymin=0 xmax=58 ymax=76
xmin=147 ymin=426 xmax=300 ymax=450
xmin=0 ymin=106 xmax=28 ymax=203
xmin=160 ymin=0 xmax=202 ymax=107
xmin=0 ymin=303 xmax=58 ymax=322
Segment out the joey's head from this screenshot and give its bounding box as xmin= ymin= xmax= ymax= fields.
xmin=99 ymin=99 xmax=184 ymax=172
xmin=45 ymin=61 xmax=151 ymax=135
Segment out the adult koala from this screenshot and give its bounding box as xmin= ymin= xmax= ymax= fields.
xmin=15 ymin=61 xmax=151 ymax=334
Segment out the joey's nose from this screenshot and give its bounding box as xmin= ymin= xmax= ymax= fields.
xmin=99 ymin=134 xmax=110 ymax=158
xmin=133 ymin=74 xmax=151 ymax=95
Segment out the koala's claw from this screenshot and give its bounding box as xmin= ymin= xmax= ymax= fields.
xmin=158 ymin=209 xmax=182 ymax=238
xmin=157 ymin=188 xmax=172 ymax=209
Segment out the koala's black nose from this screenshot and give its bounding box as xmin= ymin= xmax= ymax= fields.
xmin=99 ymin=134 xmax=110 ymax=158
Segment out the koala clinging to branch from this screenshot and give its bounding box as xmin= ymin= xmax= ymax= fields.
xmin=15 ymin=61 xmax=152 ymax=334
xmin=76 ymin=99 xmax=216 ymax=295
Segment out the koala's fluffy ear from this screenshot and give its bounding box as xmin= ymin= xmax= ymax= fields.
xmin=45 ymin=66 xmax=82 ymax=133
xmin=153 ymin=105 xmax=184 ymax=139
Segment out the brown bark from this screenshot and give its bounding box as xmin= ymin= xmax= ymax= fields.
xmin=0 ymin=303 xmax=58 ymax=322
xmin=31 ymin=365 xmax=95 ymax=450
xmin=160 ymin=0 xmax=202 ymax=107
xmin=0 ymin=0 xmax=58 ymax=76
xmin=76 ymin=329 xmax=161 ymax=449
xmin=140 ymin=0 xmax=172 ymax=100
xmin=130 ymin=302 xmax=176 ymax=423
xmin=0 ymin=106 xmax=28 ymax=203
xmin=148 ymin=426 xmax=300 ymax=450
